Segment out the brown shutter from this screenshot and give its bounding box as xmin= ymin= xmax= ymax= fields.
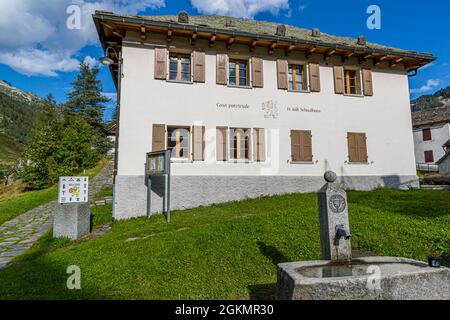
xmin=300 ymin=131 xmax=313 ymax=162
xmin=308 ymin=63 xmax=321 ymax=92
xmin=333 ymin=66 xmax=344 ymax=94
xmin=251 ymin=57 xmax=264 ymax=88
xmin=154 ymin=48 xmax=167 ymax=80
xmin=216 ymin=126 xmax=228 ymax=161
xmin=193 ymin=125 xmax=205 ymax=161
xmin=355 ymin=70 xmax=362 ymax=95
xmin=277 ymin=59 xmax=288 ymax=89
xmin=358 ymin=133 xmax=368 ymax=162
xmin=254 ymin=128 xmax=266 ymax=161
xmin=291 ymin=130 xmax=301 ymax=161
xmin=347 ymin=133 xmax=357 ymax=162
xmin=152 ymin=124 xmax=166 ymax=151
xmin=216 ymin=54 xmax=227 ymax=85
xmin=362 ymin=68 xmax=373 ymax=96
xmin=193 ymin=51 xmax=205 ymax=83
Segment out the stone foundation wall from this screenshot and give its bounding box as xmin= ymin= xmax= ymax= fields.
xmin=113 ymin=175 xmax=419 ymax=220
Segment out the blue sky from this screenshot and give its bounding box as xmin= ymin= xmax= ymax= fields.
xmin=0 ymin=0 xmax=448 ymax=121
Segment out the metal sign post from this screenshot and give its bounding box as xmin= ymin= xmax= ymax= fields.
xmin=145 ymin=150 xmax=171 ymax=222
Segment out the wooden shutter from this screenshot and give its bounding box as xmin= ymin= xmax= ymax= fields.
xmin=355 ymin=70 xmax=362 ymax=95
xmin=348 ymin=132 xmax=367 ymax=162
xmin=422 ymin=128 xmax=432 ymax=141
xmin=362 ymin=68 xmax=373 ymax=96
xmin=308 ymin=63 xmax=321 ymax=92
xmin=291 ymin=130 xmax=301 ymax=161
xmin=193 ymin=51 xmax=205 ymax=83
xmin=216 ymin=54 xmax=227 ymax=85
xmin=152 ymin=124 xmax=166 ymax=151
xmin=333 ymin=66 xmax=344 ymax=94
xmin=253 ymin=128 xmax=266 ymax=161
xmin=216 ymin=126 xmax=227 ymax=161
xmin=251 ymin=57 xmax=264 ymax=88
xmin=154 ymin=48 xmax=167 ymax=80
xmin=277 ymin=59 xmax=288 ymax=89
xmin=357 ymin=133 xmax=368 ymax=162
xmin=300 ymin=131 xmax=313 ymax=162
xmin=424 ymin=150 xmax=434 ymax=163
xmin=193 ymin=125 xmax=205 ymax=161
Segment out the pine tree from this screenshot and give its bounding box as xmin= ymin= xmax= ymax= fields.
xmin=66 ymin=62 xmax=110 ymax=131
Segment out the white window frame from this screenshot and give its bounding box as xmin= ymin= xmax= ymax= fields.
xmin=167 ymin=50 xmax=193 ymax=84
xmin=167 ymin=125 xmax=192 ymax=162
xmin=287 ymin=60 xmax=310 ymax=93
xmin=342 ymin=66 xmax=364 ymax=97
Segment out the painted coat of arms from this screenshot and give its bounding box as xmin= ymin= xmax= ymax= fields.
xmin=262 ymin=100 xmax=278 ymax=119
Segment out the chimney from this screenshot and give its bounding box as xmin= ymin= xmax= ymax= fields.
xmin=276 ymin=25 xmax=286 ymax=36
xmin=225 ymin=17 xmax=235 ymax=27
xmin=357 ymin=35 xmax=366 ymax=45
xmin=311 ymin=28 xmax=321 ymax=37
xmin=178 ymin=11 xmax=189 ymax=23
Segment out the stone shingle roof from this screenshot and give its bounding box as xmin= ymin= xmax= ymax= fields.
xmin=132 ymin=15 xmax=431 ymax=57
xmin=411 ymin=106 xmax=450 ymax=127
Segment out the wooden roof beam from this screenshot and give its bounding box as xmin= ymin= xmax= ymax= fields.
xmin=306 ymin=46 xmax=317 ymax=58
xmin=390 ymin=57 xmax=404 ymax=67
xmin=268 ymin=42 xmax=277 ymax=55
xmin=250 ymin=39 xmax=257 ymax=52
xmin=190 ymin=32 xmax=197 ymax=46
xmin=112 ymin=29 xmax=125 ymax=38
xmin=341 ymin=51 xmax=355 ymax=62
xmin=324 ymin=49 xmax=336 ymax=61
xmin=166 ymin=29 xmax=172 ymax=43
xmin=285 ymin=43 xmax=296 ymax=56
xmin=373 ymin=55 xmax=388 ymax=66
xmin=227 ymin=36 xmax=235 ymax=50
xmin=209 ymin=34 xmax=216 ymax=48
xmin=140 ymin=26 xmax=146 ymax=41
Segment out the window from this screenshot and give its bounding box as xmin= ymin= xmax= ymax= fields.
xmin=229 ymin=59 xmax=248 ymax=86
xmin=422 ymin=128 xmax=432 ymax=141
xmin=290 ymin=130 xmax=312 ymax=162
xmin=344 ymin=69 xmax=361 ymax=95
xmin=288 ymin=64 xmax=307 ymax=91
xmin=230 ymin=128 xmax=251 ymax=160
xmin=347 ymin=132 xmax=368 ymax=163
xmin=167 ymin=127 xmax=190 ymax=159
xmin=424 ymin=150 xmax=434 ymax=163
xmin=169 ymin=54 xmax=191 ymax=82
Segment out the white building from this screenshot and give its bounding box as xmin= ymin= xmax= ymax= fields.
xmin=93 ymin=11 xmax=435 ymax=220
xmin=412 ymin=107 xmax=450 ymax=169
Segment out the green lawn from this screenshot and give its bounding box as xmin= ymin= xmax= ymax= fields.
xmin=0 ymin=159 xmax=108 ymax=225
xmin=0 ymin=189 xmax=449 ymax=300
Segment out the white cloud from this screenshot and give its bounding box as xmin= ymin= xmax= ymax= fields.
xmin=190 ymin=0 xmax=289 ymax=18
xmin=410 ymin=79 xmax=440 ymax=94
xmin=0 ymin=0 xmax=165 ymax=77
xmin=83 ymin=55 xmax=100 ymax=68
xmin=298 ymin=2 xmax=311 ymax=12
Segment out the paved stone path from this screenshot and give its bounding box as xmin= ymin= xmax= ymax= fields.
xmin=0 ymin=161 xmax=113 ymax=269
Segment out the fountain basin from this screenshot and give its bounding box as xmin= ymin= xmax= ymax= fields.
xmin=276 ymin=256 xmax=450 ymax=300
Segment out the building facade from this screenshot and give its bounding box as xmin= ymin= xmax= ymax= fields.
xmin=93 ymin=11 xmax=434 ymax=220
xmin=412 ymin=107 xmax=450 ymax=168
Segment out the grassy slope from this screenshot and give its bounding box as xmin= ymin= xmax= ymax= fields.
xmin=0 ymin=159 xmax=108 ymax=225
xmin=0 ymin=189 xmax=449 ymax=300
xmin=0 ymin=133 xmax=24 ymax=165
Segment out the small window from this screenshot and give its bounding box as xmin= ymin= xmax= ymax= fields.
xmin=288 ymin=64 xmax=308 ymax=91
xmin=344 ymin=69 xmax=361 ymax=95
xmin=167 ymin=127 xmax=190 ymax=159
xmin=229 ymin=128 xmax=251 ymax=160
xmin=229 ymin=59 xmax=248 ymax=87
xmin=424 ymin=150 xmax=434 ymax=163
xmin=169 ymin=54 xmax=191 ymax=82
xmin=422 ymin=128 xmax=432 ymax=141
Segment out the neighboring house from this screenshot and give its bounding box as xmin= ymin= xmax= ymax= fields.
xmin=93 ymin=11 xmax=434 ymax=220
xmin=411 ymin=107 xmax=450 ymax=168
xmin=436 ymin=139 xmax=450 ymax=174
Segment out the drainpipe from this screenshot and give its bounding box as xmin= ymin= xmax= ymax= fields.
xmin=408 ymin=68 xmax=418 ymax=77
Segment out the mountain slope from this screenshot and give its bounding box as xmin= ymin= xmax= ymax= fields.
xmin=411 ymin=86 xmax=450 ymax=111
xmin=0 ymin=80 xmax=41 ymax=165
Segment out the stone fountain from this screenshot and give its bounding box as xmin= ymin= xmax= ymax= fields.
xmin=276 ymin=171 xmax=450 ymax=300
